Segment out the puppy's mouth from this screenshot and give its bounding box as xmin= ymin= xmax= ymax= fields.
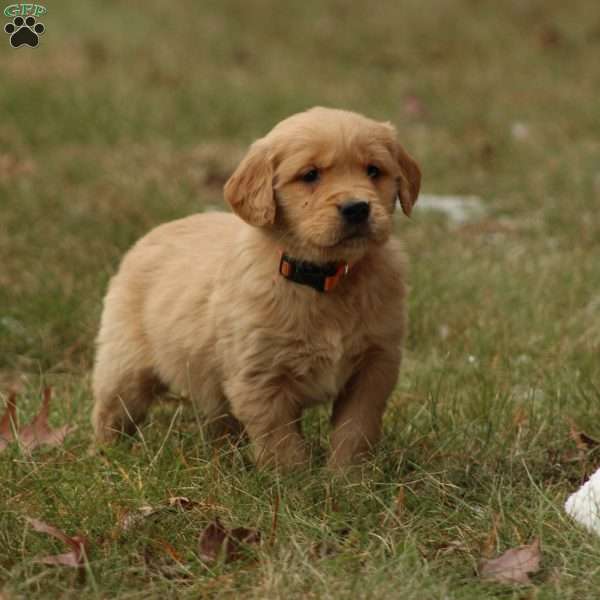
xmin=330 ymin=224 xmax=372 ymax=247
xmin=305 ymin=220 xmax=388 ymax=251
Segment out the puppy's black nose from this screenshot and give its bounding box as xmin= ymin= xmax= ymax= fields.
xmin=338 ymin=200 xmax=370 ymax=225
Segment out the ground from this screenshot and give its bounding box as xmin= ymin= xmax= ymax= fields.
xmin=1 ymin=1 xmax=600 ymax=598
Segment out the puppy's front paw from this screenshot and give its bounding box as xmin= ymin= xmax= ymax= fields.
xmin=326 ymin=446 xmax=379 ymax=480
xmin=254 ymin=436 xmax=309 ymax=470
xmin=92 ymin=419 xmax=121 ymax=444
xmin=91 ymin=405 xmax=136 ymax=443
xmin=327 ymin=440 xmax=374 ymax=473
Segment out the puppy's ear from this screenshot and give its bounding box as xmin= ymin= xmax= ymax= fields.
xmin=383 ymin=124 xmax=421 ymax=217
xmin=224 ymin=140 xmax=275 ymax=227
xmin=395 ymin=144 xmax=421 ymax=217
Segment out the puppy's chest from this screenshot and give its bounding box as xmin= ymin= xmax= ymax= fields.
xmin=290 ymin=322 xmax=363 ymax=404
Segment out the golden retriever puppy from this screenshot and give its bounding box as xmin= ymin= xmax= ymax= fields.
xmin=92 ymin=107 xmax=420 ymax=470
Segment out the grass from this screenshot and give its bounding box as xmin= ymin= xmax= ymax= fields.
xmin=1 ymin=0 xmax=600 ymax=597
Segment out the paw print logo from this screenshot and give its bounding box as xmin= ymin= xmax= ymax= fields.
xmin=4 ymin=15 xmax=45 ymax=48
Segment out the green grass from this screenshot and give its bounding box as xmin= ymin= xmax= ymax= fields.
xmin=1 ymin=0 xmax=600 ymax=597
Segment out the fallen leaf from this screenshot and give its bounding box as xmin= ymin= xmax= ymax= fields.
xmin=0 ymin=392 xmax=17 ymax=451
xmin=568 ymin=419 xmax=600 ymax=452
xmin=118 ymin=497 xmax=203 ymax=533
xmin=18 ymin=388 xmax=76 ymax=451
xmin=168 ymin=496 xmax=200 ymax=511
xmin=118 ymin=505 xmax=160 ymax=532
xmin=26 ymin=517 xmax=88 ymax=568
xmin=159 ymin=539 xmax=182 ymax=562
xmin=479 ymin=538 xmax=541 ymax=585
xmin=198 ymin=518 xmax=261 ymax=564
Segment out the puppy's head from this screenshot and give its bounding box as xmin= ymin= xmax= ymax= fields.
xmin=224 ymin=107 xmax=420 ymax=263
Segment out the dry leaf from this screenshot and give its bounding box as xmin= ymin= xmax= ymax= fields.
xmin=117 ymin=505 xmax=160 ymax=532
xmin=26 ymin=517 xmax=88 ymax=568
xmin=0 ymin=392 xmax=17 ymax=451
xmin=479 ymin=538 xmax=541 ymax=585
xmin=118 ymin=497 xmax=202 ymax=533
xmin=18 ymin=388 xmax=76 ymax=451
xmin=168 ymin=496 xmax=200 ymax=511
xmin=159 ymin=539 xmax=182 ymax=563
xmin=568 ymin=419 xmax=600 ymax=452
xmin=198 ymin=518 xmax=261 ymax=564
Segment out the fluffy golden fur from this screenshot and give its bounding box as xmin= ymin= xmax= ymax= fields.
xmin=92 ymin=107 xmax=421 ymax=469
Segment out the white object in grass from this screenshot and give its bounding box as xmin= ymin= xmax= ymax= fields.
xmin=415 ymin=194 xmax=486 ymax=225
xmin=565 ymin=467 xmax=600 ymax=535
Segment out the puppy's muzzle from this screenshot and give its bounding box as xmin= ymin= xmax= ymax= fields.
xmin=338 ymin=200 xmax=370 ymax=225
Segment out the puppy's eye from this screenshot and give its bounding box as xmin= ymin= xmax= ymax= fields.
xmin=367 ymin=164 xmax=381 ymax=179
xmin=301 ymin=169 xmax=319 ymax=183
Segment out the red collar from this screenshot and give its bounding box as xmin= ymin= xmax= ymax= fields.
xmin=278 ymin=252 xmax=350 ymax=293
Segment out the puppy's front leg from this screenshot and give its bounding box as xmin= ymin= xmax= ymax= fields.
xmin=328 ymin=349 xmax=400 ymax=470
xmin=227 ymin=379 xmax=308 ymax=469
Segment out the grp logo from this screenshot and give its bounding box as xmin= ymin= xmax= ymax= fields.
xmin=3 ymin=3 xmax=46 ymax=47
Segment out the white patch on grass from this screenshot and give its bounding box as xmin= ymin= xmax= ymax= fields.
xmin=510 ymin=121 xmax=530 ymax=141
xmin=514 ymin=354 xmax=532 ymax=365
xmin=0 ymin=316 xmax=29 ymax=339
xmin=415 ymin=194 xmax=486 ymax=225
xmin=565 ymin=467 xmax=600 ymax=536
xmin=512 ymin=385 xmax=545 ymax=403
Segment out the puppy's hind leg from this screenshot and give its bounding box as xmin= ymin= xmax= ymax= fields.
xmin=92 ymin=341 xmax=163 ymax=443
